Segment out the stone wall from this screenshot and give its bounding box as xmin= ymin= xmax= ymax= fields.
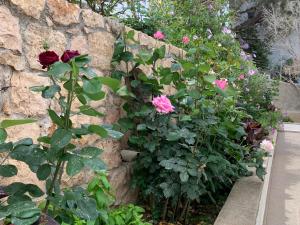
xmin=0 ymin=0 xmax=183 ymax=204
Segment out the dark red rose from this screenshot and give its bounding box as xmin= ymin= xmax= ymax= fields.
xmin=61 ymin=50 xmax=80 ymax=63
xmin=38 ymin=51 xmax=59 ymax=69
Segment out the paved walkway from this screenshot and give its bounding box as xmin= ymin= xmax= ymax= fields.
xmin=264 ymin=124 xmax=300 ymax=225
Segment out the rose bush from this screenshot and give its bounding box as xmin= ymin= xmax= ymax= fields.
xmin=0 ymin=49 xmax=125 ymax=225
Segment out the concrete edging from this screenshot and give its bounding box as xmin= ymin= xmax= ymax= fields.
xmin=214 ymin=131 xmax=278 ymax=225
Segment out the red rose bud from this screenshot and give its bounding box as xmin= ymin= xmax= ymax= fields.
xmin=61 ymin=50 xmax=80 ymax=63
xmin=38 ymin=51 xmax=59 ymax=69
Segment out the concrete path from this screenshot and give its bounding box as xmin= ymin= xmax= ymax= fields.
xmin=264 ymin=124 xmax=300 ymax=225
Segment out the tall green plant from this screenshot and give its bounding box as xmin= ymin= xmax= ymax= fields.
xmin=0 ymin=49 xmax=123 ymax=225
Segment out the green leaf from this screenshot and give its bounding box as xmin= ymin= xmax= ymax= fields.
xmin=48 ymin=109 xmax=64 ymax=127
xmin=85 ymin=158 xmax=106 ymax=172
xmin=116 ymin=86 xmax=136 ymax=98
xmin=75 ymin=54 xmax=91 ymax=67
xmin=0 ymin=128 xmax=7 ymax=143
xmin=137 ymin=124 xmax=147 ymax=131
xmin=180 ymin=172 xmax=189 ymax=182
xmin=80 ymin=67 xmax=97 ymax=79
xmin=0 ymin=142 xmax=13 ymax=153
xmin=37 ymin=164 xmax=51 ymax=180
xmin=79 ymin=105 xmax=104 ymax=117
xmin=98 ymin=77 xmax=121 ymax=92
xmin=0 ymin=119 xmax=36 ymax=129
xmin=105 ymin=128 xmax=123 ymax=139
xmin=37 ymin=136 xmax=51 ymax=144
xmin=0 ymin=165 xmax=17 ymax=177
xmin=153 ymin=45 xmax=166 ymax=61
xmin=42 ymin=84 xmax=61 ymax=99
xmin=203 ymin=75 xmax=216 ymax=83
xmin=166 ymin=131 xmax=181 ymax=141
xmin=83 ymin=77 xmax=102 ymax=95
xmin=198 ymin=63 xmax=210 ymax=73
xmin=50 ymin=128 xmax=72 ymax=149
xmin=85 ymin=91 xmax=106 ymax=101
xmin=66 ymin=155 xmax=84 ymax=176
xmin=88 ymin=125 xmax=108 ymax=138
xmin=80 ymin=147 xmax=103 ymax=158
xmin=25 ymin=184 xmax=44 ymax=197
xmin=48 ymin=62 xmax=72 ymax=77
xmin=30 ymin=86 xmax=46 ymax=92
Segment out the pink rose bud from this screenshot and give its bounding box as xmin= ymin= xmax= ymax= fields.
xmin=182 ymin=36 xmax=190 ymax=44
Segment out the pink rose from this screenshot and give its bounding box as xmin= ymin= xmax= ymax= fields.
xmin=260 ymin=139 xmax=274 ymax=151
xmin=248 ymin=69 xmax=257 ymax=76
xmin=152 ymin=95 xmax=175 ymax=114
xmin=214 ymin=79 xmax=228 ymax=90
xmin=153 ymin=31 xmax=165 ymax=40
xmin=222 ymin=27 xmax=232 ymax=34
xmin=238 ymin=74 xmax=245 ymax=80
xmin=182 ymin=36 xmax=190 ymax=44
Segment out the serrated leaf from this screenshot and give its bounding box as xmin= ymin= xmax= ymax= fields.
xmin=0 ymin=142 xmax=13 ymax=153
xmin=85 ymin=158 xmax=106 ymax=172
xmin=179 ymin=171 xmax=189 ymax=182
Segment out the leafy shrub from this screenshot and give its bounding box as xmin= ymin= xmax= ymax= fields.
xmin=111 ymin=27 xmax=273 ymax=223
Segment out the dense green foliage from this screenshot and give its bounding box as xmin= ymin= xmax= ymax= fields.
xmin=0 ymin=53 xmax=125 ymax=224
xmin=111 ymin=1 xmax=280 ymax=223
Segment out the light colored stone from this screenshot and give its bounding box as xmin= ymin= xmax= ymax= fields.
xmin=66 ymin=27 xmax=81 ymax=35
xmin=10 ymin=0 xmax=45 ymax=19
xmin=45 ymin=16 xmax=53 ymax=27
xmin=139 ymin=32 xmax=156 ymax=48
xmin=47 ymin=0 xmax=80 ymax=26
xmin=108 ymin=163 xmax=138 ymax=205
xmin=3 ymin=71 xmax=50 ymax=116
xmin=0 ymin=65 xmax=12 ymax=112
xmin=105 ymin=18 xmax=124 ymax=35
xmin=120 ymin=150 xmax=139 ymax=162
xmin=71 ymin=35 xmax=89 ymax=54
xmin=0 ymin=6 xmax=22 ymax=52
xmin=88 ymin=31 xmax=115 ymax=70
xmin=104 ymin=107 xmax=120 ymax=124
xmin=0 ymin=50 xmax=25 ymax=71
xmin=82 ymin=9 xmax=105 ymax=28
xmin=95 ymin=139 xmax=122 ymax=169
xmin=24 ymin=23 xmax=67 ymax=70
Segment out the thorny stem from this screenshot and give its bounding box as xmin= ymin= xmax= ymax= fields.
xmin=162 ymin=198 xmax=169 ymax=221
xmin=43 ymin=71 xmax=75 ymax=213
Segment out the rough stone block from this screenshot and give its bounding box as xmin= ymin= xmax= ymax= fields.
xmin=47 ymin=0 xmax=80 ymax=26
xmin=3 ymin=71 xmax=50 ymax=116
xmin=87 ymin=31 xmax=115 ymax=70
xmin=82 ymin=9 xmax=105 ymax=28
xmin=0 ymin=6 xmax=22 ymax=52
xmin=10 ymin=0 xmax=45 ymax=19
